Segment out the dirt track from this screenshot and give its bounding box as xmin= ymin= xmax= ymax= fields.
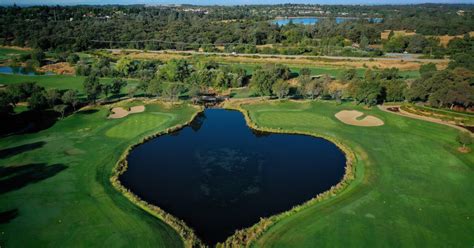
xmin=378 ymin=105 xmax=472 ymax=134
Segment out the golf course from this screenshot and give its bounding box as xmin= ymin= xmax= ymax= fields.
xmin=0 ymin=3 xmax=473 ymax=245
xmin=1 ymin=98 xmax=472 ymax=247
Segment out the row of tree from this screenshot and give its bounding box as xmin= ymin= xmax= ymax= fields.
xmin=247 ymin=63 xmax=473 ymax=110
xmin=1 ymin=5 xmax=472 ymax=55
xmin=0 ymin=82 xmax=79 ymax=118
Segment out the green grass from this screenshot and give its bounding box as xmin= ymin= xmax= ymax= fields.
xmin=106 ymin=113 xmax=171 ymax=139
xmin=0 ymin=47 xmax=30 ymax=61
xmin=230 ymin=87 xmax=255 ymax=98
xmin=1 ymin=99 xmax=472 ymax=247
xmin=0 ymin=101 xmax=199 ymax=247
xmin=239 ymin=101 xmax=473 ymax=247
xmin=13 ymin=105 xmax=29 ymax=114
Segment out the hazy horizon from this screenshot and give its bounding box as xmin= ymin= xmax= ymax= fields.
xmin=2 ymin=0 xmax=474 ymax=6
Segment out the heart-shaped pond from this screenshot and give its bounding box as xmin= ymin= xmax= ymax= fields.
xmin=120 ymin=109 xmax=346 ymax=245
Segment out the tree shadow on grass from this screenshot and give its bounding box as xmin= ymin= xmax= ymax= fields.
xmin=0 ymin=141 xmax=46 ymax=159
xmin=0 ymin=110 xmax=58 ymax=138
xmin=0 ymin=209 xmax=19 ymax=224
xmin=0 ymin=163 xmax=67 ymax=194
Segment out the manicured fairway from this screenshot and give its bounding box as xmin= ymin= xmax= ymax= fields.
xmin=0 ymin=101 xmax=199 ymax=247
xmin=240 ymin=101 xmax=473 ymax=247
xmin=0 ymin=74 xmax=138 ymax=93
xmin=1 ymin=99 xmax=472 ymax=247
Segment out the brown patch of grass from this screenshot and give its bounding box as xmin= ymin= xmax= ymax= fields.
xmin=381 ymin=30 xmax=474 ymax=47
xmin=0 ymin=45 xmax=33 ymax=51
xmin=114 ymin=50 xmax=447 ymax=71
xmin=457 ymin=146 xmax=471 ymax=153
xmin=38 ymin=62 xmax=75 ymax=75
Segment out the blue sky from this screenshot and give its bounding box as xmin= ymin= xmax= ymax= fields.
xmin=2 ymin=0 xmax=473 ymax=5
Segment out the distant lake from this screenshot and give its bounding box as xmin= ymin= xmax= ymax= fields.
xmin=273 ymin=17 xmax=383 ymax=25
xmin=0 ymin=66 xmax=54 ymax=76
xmin=120 ymin=109 xmax=346 ymax=245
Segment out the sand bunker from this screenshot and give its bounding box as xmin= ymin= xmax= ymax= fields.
xmin=108 ymin=105 xmax=145 ymax=119
xmin=335 ymin=110 xmax=384 ymax=127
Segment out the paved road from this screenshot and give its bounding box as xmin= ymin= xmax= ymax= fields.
xmin=107 ymin=49 xmax=448 ymax=63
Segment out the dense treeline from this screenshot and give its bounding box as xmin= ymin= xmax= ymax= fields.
xmin=1 ymin=4 xmax=472 ymax=56
xmin=1 ymin=51 xmax=473 ymax=119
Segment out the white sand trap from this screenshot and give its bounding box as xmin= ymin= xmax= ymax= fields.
xmin=335 ymin=110 xmax=384 ymax=127
xmin=108 ymin=105 xmax=145 ymax=119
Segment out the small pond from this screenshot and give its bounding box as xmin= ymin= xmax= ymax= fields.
xmin=0 ymin=66 xmax=54 ymax=76
xmin=120 ymin=109 xmax=346 ymax=245
xmin=273 ymin=17 xmax=383 ymax=25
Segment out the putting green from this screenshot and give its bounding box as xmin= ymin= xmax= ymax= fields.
xmin=106 ymin=113 xmax=171 ymax=139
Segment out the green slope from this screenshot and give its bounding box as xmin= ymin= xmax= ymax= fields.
xmin=0 ymin=101 xmax=198 ymax=247
xmin=241 ymin=101 xmax=473 ymax=247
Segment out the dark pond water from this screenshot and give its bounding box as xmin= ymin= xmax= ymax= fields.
xmin=0 ymin=66 xmax=54 ymax=76
xmin=273 ymin=17 xmax=383 ymax=25
xmin=120 ymin=109 xmax=346 ymax=245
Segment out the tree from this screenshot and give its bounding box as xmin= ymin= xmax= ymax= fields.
xmin=0 ymin=91 xmax=13 ymax=116
xmin=406 ymin=34 xmax=428 ymax=53
xmin=156 ymin=59 xmax=191 ymax=82
xmin=298 ymin=73 xmax=312 ymax=85
xmin=146 ymin=80 xmax=162 ymax=97
xmin=128 ymin=87 xmax=137 ymax=98
xmin=407 ymin=69 xmax=474 ymax=109
xmin=300 ymin=68 xmax=311 ymax=76
xmin=304 ymin=79 xmax=324 ymax=99
xmin=45 ymin=89 xmax=60 ymax=107
xmin=456 ymin=131 xmax=472 ymax=150
xmin=341 ymin=69 xmax=358 ymax=81
xmin=28 ymin=90 xmax=48 ymax=111
xmin=111 ymin=78 xmax=127 ymax=96
xmin=53 ymin=104 xmax=68 ymax=119
xmin=162 ymin=83 xmax=184 ymax=101
xmin=387 ymin=30 xmax=395 ymax=40
xmin=272 ymin=80 xmax=290 ymax=99
xmin=102 ymin=84 xmax=111 ymax=98
xmin=115 ymin=57 xmax=133 ymax=76
xmin=359 ymin=35 xmax=369 ymax=50
xmin=419 ymin=63 xmax=437 ymax=77
xmin=251 ymin=68 xmax=276 ymax=96
xmin=272 ymin=64 xmax=291 ymax=80
xmin=6 ymin=82 xmax=41 ymax=106
xmin=62 ymin=90 xmax=80 ymax=111
xmin=67 ymin=54 xmax=80 ymax=65
xmin=75 ymin=60 xmax=91 ymax=76
xmin=213 ymin=70 xmax=231 ymax=89
xmin=383 ymin=80 xmax=407 ymax=102
xmin=384 ymin=35 xmax=407 ymax=53
xmin=448 ymin=53 xmax=474 ymax=71
xmin=31 ymin=50 xmax=46 ymax=65
xmin=83 ymin=75 xmax=102 ymax=103
xmin=350 ymin=80 xmax=382 ymax=106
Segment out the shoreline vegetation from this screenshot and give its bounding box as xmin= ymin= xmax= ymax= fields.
xmin=109 ymin=98 xmax=357 ymax=248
